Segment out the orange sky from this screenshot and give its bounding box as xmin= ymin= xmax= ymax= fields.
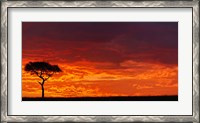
xmin=22 ymin=22 xmax=178 ymax=98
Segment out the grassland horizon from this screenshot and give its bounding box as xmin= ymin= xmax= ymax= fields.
xmin=22 ymin=95 xmax=178 ymax=101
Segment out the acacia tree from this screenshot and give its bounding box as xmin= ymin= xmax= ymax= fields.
xmin=24 ymin=61 xmax=62 ymax=99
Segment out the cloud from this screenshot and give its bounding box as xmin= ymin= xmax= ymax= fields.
xmin=23 ymin=22 xmax=178 ymax=66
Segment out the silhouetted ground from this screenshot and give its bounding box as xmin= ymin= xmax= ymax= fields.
xmin=22 ymin=95 xmax=178 ymax=101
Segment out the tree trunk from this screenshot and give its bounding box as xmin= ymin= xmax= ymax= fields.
xmin=42 ymin=85 xmax=44 ymax=98
xmin=41 ymin=83 xmax=45 ymax=99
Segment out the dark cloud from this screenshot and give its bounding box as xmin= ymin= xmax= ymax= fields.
xmin=22 ymin=22 xmax=178 ymax=66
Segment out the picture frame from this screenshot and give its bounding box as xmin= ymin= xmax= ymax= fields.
xmin=1 ymin=0 xmax=199 ymax=122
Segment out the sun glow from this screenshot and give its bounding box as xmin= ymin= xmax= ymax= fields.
xmin=22 ymin=59 xmax=178 ymax=97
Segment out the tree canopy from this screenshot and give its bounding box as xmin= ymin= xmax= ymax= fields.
xmin=25 ymin=61 xmax=62 ymax=81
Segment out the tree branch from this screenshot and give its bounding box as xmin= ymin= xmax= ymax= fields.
xmin=38 ymin=81 xmax=42 ymax=85
xmin=39 ymin=70 xmax=43 ymax=77
xmin=44 ymin=71 xmax=54 ymax=81
xmin=32 ymin=69 xmax=39 ymax=76
xmin=32 ymin=69 xmax=45 ymax=82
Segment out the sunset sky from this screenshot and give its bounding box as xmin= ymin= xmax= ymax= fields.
xmin=22 ymin=22 xmax=178 ymax=98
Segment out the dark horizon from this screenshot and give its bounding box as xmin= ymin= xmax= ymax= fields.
xmin=22 ymin=95 xmax=178 ymax=101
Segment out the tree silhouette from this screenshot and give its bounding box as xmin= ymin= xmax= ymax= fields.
xmin=24 ymin=61 xmax=62 ymax=99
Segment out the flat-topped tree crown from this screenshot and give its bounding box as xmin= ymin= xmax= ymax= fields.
xmin=25 ymin=61 xmax=62 ymax=72
xmin=25 ymin=61 xmax=62 ymax=79
xmin=24 ymin=61 xmax=62 ymax=99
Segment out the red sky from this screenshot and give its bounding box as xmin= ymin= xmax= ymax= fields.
xmin=22 ymin=22 xmax=178 ymax=97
